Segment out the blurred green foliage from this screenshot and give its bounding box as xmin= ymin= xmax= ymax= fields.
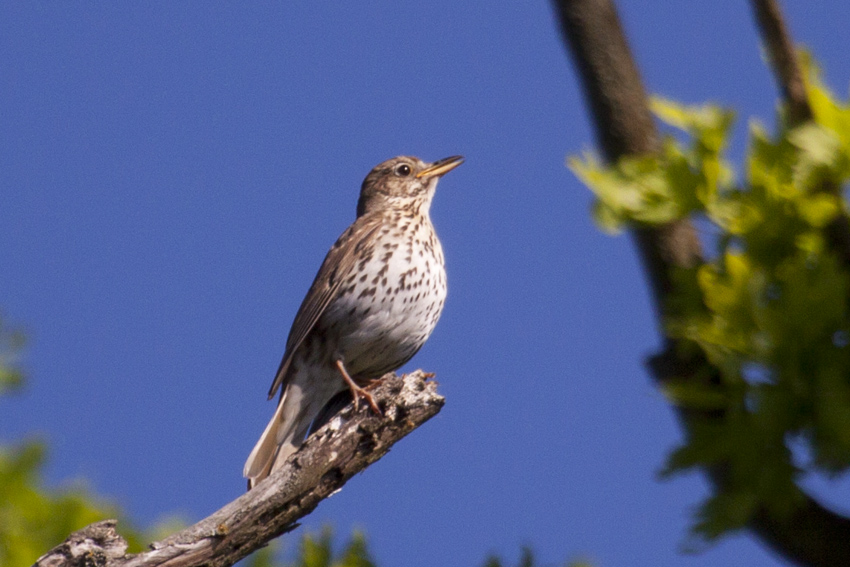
xmin=570 ymin=53 xmax=850 ymax=540
xmin=0 ymin=439 xmax=147 ymax=567
xmin=483 ymin=547 xmax=536 ymax=567
xmin=246 ymin=526 xmax=377 ymax=567
xmin=0 ymin=316 xmax=25 ymax=396
xmin=482 ymin=547 xmax=594 ymax=567
xmin=281 ymin=527 xmax=375 ymax=567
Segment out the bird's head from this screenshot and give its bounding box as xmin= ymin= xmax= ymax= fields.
xmin=357 ymin=155 xmax=463 ymax=217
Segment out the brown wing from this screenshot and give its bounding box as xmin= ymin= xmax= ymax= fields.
xmin=266 ymin=214 xmax=384 ymax=399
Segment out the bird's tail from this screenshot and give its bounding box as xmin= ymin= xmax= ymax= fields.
xmin=243 ymin=384 xmax=312 ymax=489
xmin=244 ymin=373 xmax=345 ymax=490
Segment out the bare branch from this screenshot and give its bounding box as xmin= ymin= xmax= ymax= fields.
xmin=34 ymin=371 xmax=444 ymax=567
xmin=553 ymin=1 xmax=850 ymax=565
xmin=551 ymin=0 xmax=657 ymax=159
xmin=750 ymin=0 xmax=812 ymax=124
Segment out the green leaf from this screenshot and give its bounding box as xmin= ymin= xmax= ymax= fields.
xmin=796 ymin=193 xmax=840 ymax=228
xmin=651 ymin=97 xmax=735 ymax=150
xmin=660 ymin=379 xmax=730 ymax=411
xmin=693 ymin=491 xmax=759 ymax=539
xmin=788 ymin=123 xmax=843 ymax=187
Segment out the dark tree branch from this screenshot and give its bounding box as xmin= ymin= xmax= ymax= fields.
xmin=33 ymin=372 xmax=444 ymax=567
xmin=551 ymin=0 xmax=703 ymax=329
xmin=750 ymin=0 xmax=812 ymax=124
xmin=749 ymin=0 xmax=850 ymax=269
xmin=552 ymin=0 xmax=850 ymax=565
xmin=551 ymin=0 xmax=657 ymax=158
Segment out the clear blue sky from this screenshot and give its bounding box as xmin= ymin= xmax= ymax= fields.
xmin=3 ymin=2 xmax=850 ymax=566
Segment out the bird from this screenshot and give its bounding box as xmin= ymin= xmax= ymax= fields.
xmin=244 ymin=154 xmax=463 ymax=489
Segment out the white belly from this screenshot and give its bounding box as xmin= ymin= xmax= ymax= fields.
xmin=319 ymin=224 xmax=447 ymax=377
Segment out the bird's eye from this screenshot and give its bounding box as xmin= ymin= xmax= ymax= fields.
xmin=395 ymin=164 xmax=412 ymax=177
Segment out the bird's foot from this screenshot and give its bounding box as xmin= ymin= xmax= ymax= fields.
xmin=335 ymin=360 xmax=383 ymax=416
xmin=352 ymin=384 xmax=382 ymax=415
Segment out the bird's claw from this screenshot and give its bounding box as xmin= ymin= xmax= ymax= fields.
xmin=352 ymin=385 xmax=383 ymax=416
xmin=336 ymin=359 xmax=383 ymax=416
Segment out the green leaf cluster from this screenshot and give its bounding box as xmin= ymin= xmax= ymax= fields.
xmin=570 ymin=55 xmax=850 ymax=540
xmin=570 ymin=98 xmax=734 ymax=233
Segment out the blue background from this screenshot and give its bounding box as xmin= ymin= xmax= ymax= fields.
xmin=2 ymin=2 xmax=850 ymax=566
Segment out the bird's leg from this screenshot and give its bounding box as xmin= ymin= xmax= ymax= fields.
xmin=335 ymin=359 xmax=383 ymax=416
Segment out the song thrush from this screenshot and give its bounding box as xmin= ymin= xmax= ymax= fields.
xmin=244 ymin=154 xmax=463 ymax=488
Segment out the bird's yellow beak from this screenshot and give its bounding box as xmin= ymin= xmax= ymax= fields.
xmin=416 ymin=155 xmax=464 ymax=178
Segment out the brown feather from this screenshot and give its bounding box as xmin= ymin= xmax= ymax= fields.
xmin=266 ymin=215 xmax=384 ymax=399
